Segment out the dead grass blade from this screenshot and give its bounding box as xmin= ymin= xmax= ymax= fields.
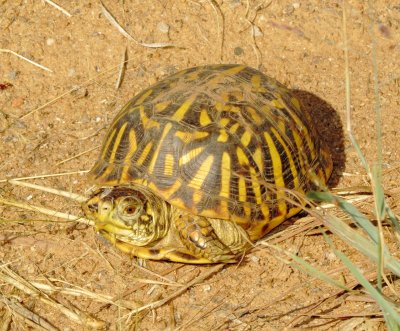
xmin=115 ymin=47 xmax=127 ymax=89
xmin=0 ymin=265 xmax=105 ymax=329
xmin=56 ymin=145 xmax=100 ymax=166
xmin=0 ymin=49 xmax=52 ymax=73
xmin=7 ymin=179 xmax=86 ymax=203
xmin=43 ymin=0 xmax=72 ymax=17
xmin=0 ymin=295 xmax=57 ymax=331
xmin=0 ymin=170 xmax=89 ymax=183
xmin=0 ymin=197 xmax=93 ymax=225
xmin=100 ymin=2 xmax=174 ymax=48
xmin=122 ymin=264 xmax=224 ymax=320
xmin=30 ymin=279 xmax=140 ymax=310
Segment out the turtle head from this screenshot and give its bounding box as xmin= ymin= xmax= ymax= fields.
xmin=83 ymin=187 xmax=169 ymax=246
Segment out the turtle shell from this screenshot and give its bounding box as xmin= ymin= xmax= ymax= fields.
xmin=89 ymin=64 xmax=332 ymax=240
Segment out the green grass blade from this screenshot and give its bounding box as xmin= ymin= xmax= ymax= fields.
xmin=323 ymin=215 xmax=400 ymax=276
xmin=333 ymin=248 xmax=400 ymax=328
xmin=308 ymin=191 xmax=379 ymax=243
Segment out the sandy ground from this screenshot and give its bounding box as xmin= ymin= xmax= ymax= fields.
xmin=1 ymin=1 xmax=399 ymax=330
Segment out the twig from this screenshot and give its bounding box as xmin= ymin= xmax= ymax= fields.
xmin=43 ymin=0 xmax=72 ymax=17
xmin=0 ymin=49 xmax=52 ymax=73
xmin=100 ymin=1 xmax=173 ymax=48
xmin=0 ymin=170 xmax=89 ymax=183
xmin=7 ymin=179 xmax=86 ymax=203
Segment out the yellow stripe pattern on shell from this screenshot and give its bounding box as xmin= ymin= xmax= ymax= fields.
xmin=89 ymin=64 xmax=333 ymax=240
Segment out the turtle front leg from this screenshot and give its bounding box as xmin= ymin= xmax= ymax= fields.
xmin=174 ymin=215 xmax=239 ymax=263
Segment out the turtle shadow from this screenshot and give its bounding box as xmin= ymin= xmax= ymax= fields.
xmin=291 ymin=89 xmax=345 ymax=188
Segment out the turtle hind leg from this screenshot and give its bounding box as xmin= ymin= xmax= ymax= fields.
xmin=175 ymin=214 xmax=239 ymax=263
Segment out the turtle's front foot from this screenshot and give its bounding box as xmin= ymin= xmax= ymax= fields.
xmin=175 ymin=215 xmax=239 ymax=263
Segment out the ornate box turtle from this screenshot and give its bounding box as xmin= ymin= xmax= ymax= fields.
xmin=83 ymin=64 xmax=332 ymax=264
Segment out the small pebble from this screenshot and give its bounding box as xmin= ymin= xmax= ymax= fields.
xmin=14 ymin=120 xmax=27 ymax=129
xmin=228 ymin=0 xmax=241 ymax=9
xmin=234 ymin=46 xmax=244 ymax=56
xmin=252 ymin=25 xmax=263 ymax=37
xmin=203 ymin=284 xmax=211 ymax=292
xmin=26 ymin=194 xmax=33 ymax=201
xmin=250 ymin=255 xmax=260 ymax=264
xmin=8 ymin=70 xmax=19 ymax=80
xmin=11 ymin=97 xmax=24 ymax=108
xmin=46 ymin=38 xmax=55 ymax=46
xmin=71 ymin=86 xmax=88 ymax=98
xmin=68 ymin=68 xmax=76 ymax=77
xmin=283 ymin=4 xmax=295 ymax=15
xmin=95 ymin=116 xmax=101 ymax=122
xmin=292 ymin=2 xmax=300 ymax=9
xmin=157 ymin=22 xmax=170 ymax=34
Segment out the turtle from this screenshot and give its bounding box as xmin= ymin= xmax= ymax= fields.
xmin=82 ymin=64 xmax=332 ymax=264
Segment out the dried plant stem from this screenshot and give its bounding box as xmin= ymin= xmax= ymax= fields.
xmin=0 ymin=49 xmax=52 ymax=72
xmin=0 ymin=265 xmax=105 ymax=329
xmin=43 ymin=0 xmax=72 ymax=17
xmin=8 ymin=179 xmax=86 ymax=203
xmin=0 ymin=197 xmax=93 ymax=225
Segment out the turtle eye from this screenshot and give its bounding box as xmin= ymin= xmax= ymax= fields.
xmin=117 ymin=196 xmax=142 ymax=221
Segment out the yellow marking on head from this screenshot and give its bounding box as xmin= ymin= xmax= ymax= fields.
xmin=229 ymin=123 xmax=240 ymax=134
xmin=163 ymin=153 xmax=174 ymax=176
xmin=200 ymin=109 xmax=212 ymax=126
xmin=134 ymin=89 xmax=153 ymax=106
xmin=236 ymin=147 xmax=249 ymax=166
xmin=101 ymin=128 xmax=117 ymax=160
xmin=136 ymin=141 xmax=153 ymax=166
xmin=217 ymin=129 xmax=229 ymax=142
xmin=179 ymin=146 xmax=205 ymax=166
xmin=264 ymin=131 xmax=287 ymax=214
xmin=120 ymin=130 xmax=138 ymax=181
xmin=188 ymin=155 xmax=214 ymax=190
xmin=238 ymin=175 xmax=247 ymax=202
xmin=220 ymin=152 xmax=231 ymax=198
xmin=155 ymin=100 xmax=172 ymax=112
xmin=171 ymin=95 xmax=196 ymax=121
xmin=240 ymin=130 xmax=252 ymax=147
xmin=246 ymin=107 xmax=263 ymax=125
xmin=148 ymin=123 xmax=172 ymax=174
xmin=271 ymin=127 xmax=299 ymax=189
xmin=252 ymin=147 xmax=263 ymax=174
xmin=219 ymin=117 xmax=230 ymax=127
